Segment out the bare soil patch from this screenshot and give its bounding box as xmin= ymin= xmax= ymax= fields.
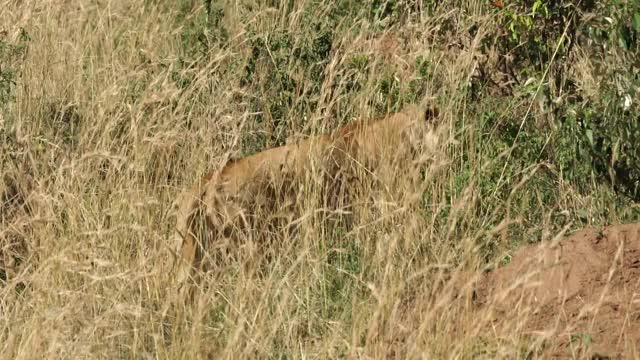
xmin=476 ymin=224 xmax=640 ymax=358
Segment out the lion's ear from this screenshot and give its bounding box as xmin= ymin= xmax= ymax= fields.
xmin=424 ymin=106 xmax=439 ymax=123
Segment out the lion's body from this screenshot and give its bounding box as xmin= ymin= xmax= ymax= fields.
xmin=174 ymin=105 xmax=440 ymax=284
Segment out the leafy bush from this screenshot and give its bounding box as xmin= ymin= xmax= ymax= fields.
xmin=475 ymin=0 xmax=640 ymax=212
xmin=0 ymin=28 xmax=29 ymax=109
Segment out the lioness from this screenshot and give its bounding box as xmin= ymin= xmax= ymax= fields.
xmin=173 ymin=104 xmax=440 ymax=284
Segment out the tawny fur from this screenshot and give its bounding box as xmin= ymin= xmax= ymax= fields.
xmin=173 ymin=104 xmax=441 ymax=284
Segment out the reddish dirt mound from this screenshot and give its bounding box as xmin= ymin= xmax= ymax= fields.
xmin=476 ymin=224 xmax=640 ymax=358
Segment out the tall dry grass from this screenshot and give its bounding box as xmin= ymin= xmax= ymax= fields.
xmin=1 ymin=0 xmax=636 ymax=358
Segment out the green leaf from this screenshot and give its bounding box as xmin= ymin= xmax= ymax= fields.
xmin=586 ymin=129 xmax=594 ymax=146
xmin=633 ymin=12 xmax=640 ymax=33
xmin=532 ymin=0 xmax=541 ymax=14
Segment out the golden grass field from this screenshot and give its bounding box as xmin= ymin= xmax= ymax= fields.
xmin=1 ymin=1 xmax=639 ymax=358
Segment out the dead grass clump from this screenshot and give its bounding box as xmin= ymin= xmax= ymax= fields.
xmin=1 ymin=0 xmax=638 ymax=359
